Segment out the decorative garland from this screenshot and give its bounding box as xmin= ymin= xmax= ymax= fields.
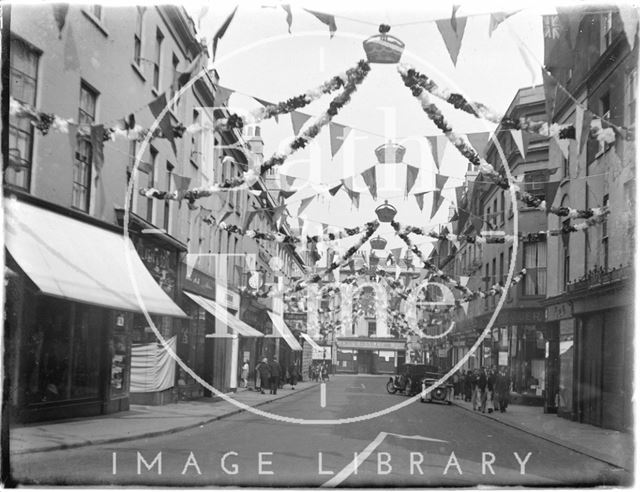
xmin=245 ymin=60 xmax=370 ymax=124
xmin=259 ymin=60 xmax=370 ymax=175
xmin=397 ymin=63 xmax=618 ymax=144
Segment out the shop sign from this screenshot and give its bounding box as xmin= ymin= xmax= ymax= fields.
xmin=284 ymin=312 xmax=307 ymax=322
xmin=312 ymin=346 xmax=332 ymax=360
xmin=437 ymin=348 xmax=448 ymax=358
xmin=337 ymin=339 xmax=405 ymax=350
xmin=216 ymin=285 xmax=240 ymax=310
xmin=498 ymin=351 xmax=508 ymax=366
xmin=546 ymin=302 xmax=573 ymax=322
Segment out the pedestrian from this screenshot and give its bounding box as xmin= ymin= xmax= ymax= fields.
xmin=495 ymin=368 xmax=510 ymax=412
xmin=487 ymin=367 xmax=496 ymax=413
xmin=321 ymin=362 xmax=329 ymax=382
xmin=478 ymin=367 xmax=488 ymax=413
xmin=241 ymin=360 xmax=249 ymax=389
xmin=268 ymin=357 xmax=281 ymax=394
xmin=452 ymin=371 xmax=460 ymax=399
xmin=256 ymin=357 xmax=271 ymax=394
xmin=470 ymin=369 xmax=480 ymax=409
xmin=288 ymin=361 xmax=299 ymax=390
xmin=464 ymin=369 xmax=474 ymax=402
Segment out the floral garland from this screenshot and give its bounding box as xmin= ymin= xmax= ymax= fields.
xmin=260 ymin=61 xmax=371 ymax=175
xmin=245 ymin=60 xmax=370 ymax=124
xmin=397 ymin=63 xmax=620 ymax=144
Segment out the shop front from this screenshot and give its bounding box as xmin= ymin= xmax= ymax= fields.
xmin=5 ymin=198 xmax=186 ymax=423
xmin=335 ymin=338 xmax=406 ymax=374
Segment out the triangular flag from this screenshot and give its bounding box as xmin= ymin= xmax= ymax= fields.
xmin=405 ymin=165 xmax=419 ymax=195
xmin=285 ymin=175 xmax=296 ymax=187
xmin=148 ymin=93 xmax=177 ymax=156
xmin=619 ymin=4 xmax=640 ymax=49
xmin=361 ymin=166 xmax=377 ymax=200
xmin=280 ymin=190 xmax=296 ymax=200
xmin=435 ymin=173 xmax=448 ymax=192
xmin=215 ymin=86 xmax=233 ymax=107
xmin=575 ymin=104 xmax=586 ymax=149
xmin=459 ymin=276 xmax=470 ymax=287
xmin=553 ymin=134 xmax=570 ymax=159
xmin=63 ymin=24 xmax=80 ymax=72
xmin=243 ymin=210 xmax=257 ymax=231
xmin=328 ymin=183 xmax=342 ymax=196
xmin=461 ymin=301 xmax=469 ymax=315
xmin=541 ymin=69 xmax=558 ymax=123
xmin=298 ymin=196 xmax=314 ymax=215
xmin=510 ymin=129 xmax=526 ymax=159
xmin=212 ymin=6 xmax=238 ymax=59
xmin=219 ymin=210 xmax=233 ymax=224
xmin=544 ymin=181 xmax=561 ymax=209
xmin=290 ymin=111 xmax=311 ymax=135
xmin=467 ymin=132 xmax=489 ymax=157
xmin=435 ymin=16 xmax=468 ymax=65
xmin=177 ymin=53 xmax=203 ymax=89
xmin=426 ymin=135 xmax=447 ymax=170
xmin=272 ymin=205 xmax=286 ymax=223
xmin=254 ymin=97 xmax=279 ymax=123
xmin=471 ymin=215 xmax=484 ymax=233
xmin=329 ymin=123 xmax=351 ymax=158
xmin=282 ymin=4 xmax=293 ymax=33
xmin=173 ymin=174 xmax=191 ymax=191
xmin=431 ymin=191 xmax=444 ymax=219
xmin=304 ymin=9 xmax=337 ymax=38
xmin=489 ymin=12 xmax=506 ymax=37
xmin=52 ymin=4 xmax=69 ymax=38
xmin=415 ymin=192 xmax=426 ymax=211
xmin=90 ymin=124 xmax=105 ymax=178
xmin=454 ymin=186 xmax=465 ymax=206
xmin=457 ymin=208 xmax=470 ymax=229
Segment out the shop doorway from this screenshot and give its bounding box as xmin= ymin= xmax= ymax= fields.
xmin=356 ymin=350 xmax=374 ymax=374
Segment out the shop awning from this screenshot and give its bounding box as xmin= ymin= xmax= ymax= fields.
xmin=267 ymin=312 xmax=303 ymax=351
xmin=5 ymin=199 xmax=186 ymax=317
xmin=185 ymin=291 xmax=263 ymax=337
xmin=300 ymin=333 xmax=322 ymax=351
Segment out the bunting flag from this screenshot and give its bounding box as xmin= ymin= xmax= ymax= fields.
xmin=254 ymin=97 xmax=279 ymax=123
xmin=435 ymin=15 xmax=468 ymax=66
xmin=426 ymin=135 xmax=447 ymax=170
xmin=272 ymin=205 xmax=286 ymax=223
xmin=510 ymin=129 xmax=526 ymax=159
xmin=391 ymin=247 xmax=402 ymax=263
xmin=329 ymin=122 xmax=351 ymax=158
xmin=243 ymin=210 xmax=258 ymax=231
xmin=553 ymin=133 xmax=570 ymax=159
xmin=328 ymin=183 xmax=342 ymax=196
xmin=435 ymin=173 xmax=448 ymax=192
xmin=52 ymin=3 xmax=69 ymax=38
xmin=470 ymin=215 xmax=484 ymax=233
xmin=215 ymin=86 xmax=234 ymax=107
xmin=177 ymin=53 xmax=203 ymax=89
xmin=212 ymin=6 xmax=238 ymax=59
xmin=298 ymin=196 xmax=314 ymax=215
xmin=459 ymin=275 xmax=470 ymax=287
xmin=291 ymin=111 xmax=311 ymax=135
xmin=489 ymin=12 xmax=506 ymax=37
xmin=219 ymin=210 xmax=233 ymax=224
xmin=63 ymin=24 xmax=80 ymax=72
xmin=405 ymin=165 xmax=419 ymax=195
xmin=576 ymin=104 xmax=589 ymax=151
xmin=90 ymin=124 xmax=105 ymax=177
xmin=619 ymin=4 xmax=640 ymax=49
xmin=173 ymin=174 xmax=192 ymax=192
xmin=282 ymin=4 xmax=293 ymax=33
xmin=148 ymin=93 xmax=177 ymax=155
xmin=457 ymin=208 xmax=470 ymax=229
xmin=461 ymin=301 xmax=469 ymax=315
xmin=344 ymin=186 xmax=360 ymax=209
xmin=454 ymin=186 xmax=465 ymax=207
xmin=285 ymin=175 xmax=296 ymax=187
xmin=304 ymin=9 xmax=337 ymax=38
xmin=544 ymin=181 xmax=561 ymax=210
xmin=431 ymin=191 xmax=444 ymax=219
xmin=361 ymin=166 xmax=377 ymax=200
xmin=541 ymin=69 xmax=558 ymax=123
xmin=466 ymin=132 xmax=489 ymax=157
xmin=415 ymin=192 xmax=426 ymax=211
xmin=280 ymin=189 xmax=297 ymax=200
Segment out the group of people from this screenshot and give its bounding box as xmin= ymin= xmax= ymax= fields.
xmin=243 ymin=358 xmax=300 ymax=395
xmin=309 ymin=362 xmax=330 ymax=382
xmin=452 ymin=367 xmax=510 ymax=413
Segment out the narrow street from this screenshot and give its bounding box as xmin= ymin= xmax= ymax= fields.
xmin=10 ymin=375 xmax=630 ymax=487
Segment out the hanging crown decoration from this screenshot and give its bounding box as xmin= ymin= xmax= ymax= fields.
xmin=375 ymin=141 xmax=406 ymax=164
xmin=370 ymin=235 xmax=388 ymax=250
xmin=363 ymin=24 xmax=405 ymax=64
xmin=375 ymin=200 xmax=398 ymax=222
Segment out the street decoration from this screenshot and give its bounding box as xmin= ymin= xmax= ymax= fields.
xmin=362 ymin=25 xmax=405 ymax=64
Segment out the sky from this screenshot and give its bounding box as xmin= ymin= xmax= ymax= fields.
xmin=186 ymin=0 xmax=556 ymax=261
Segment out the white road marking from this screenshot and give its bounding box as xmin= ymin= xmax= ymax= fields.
xmin=322 ymin=432 xmax=448 ymax=487
xmin=321 ymin=382 xmax=326 ymax=408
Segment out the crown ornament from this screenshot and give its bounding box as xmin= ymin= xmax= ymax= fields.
xmin=363 ymin=24 xmax=405 ymax=64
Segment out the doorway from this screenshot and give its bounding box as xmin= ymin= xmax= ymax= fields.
xmin=356 ymin=350 xmax=373 ymax=374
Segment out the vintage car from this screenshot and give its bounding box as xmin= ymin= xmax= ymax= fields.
xmin=387 ymin=364 xmax=440 ymax=397
xmin=420 ymin=370 xmax=454 ymax=405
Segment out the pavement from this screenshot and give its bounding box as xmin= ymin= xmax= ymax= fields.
xmin=452 ymin=395 xmax=634 ymax=471
xmin=10 ymin=379 xmax=633 ymax=475
xmin=9 ymin=381 xmax=318 ymax=455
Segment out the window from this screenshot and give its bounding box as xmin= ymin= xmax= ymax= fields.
xmin=491 ymin=258 xmax=497 ymax=307
xmin=485 ymin=205 xmax=491 ymax=231
xmin=499 ymin=252 xmax=504 ymax=284
xmin=88 ymin=5 xmax=102 ymax=20
xmin=153 ymin=29 xmax=163 ymax=91
xmin=368 ymin=322 xmax=376 ymax=337
xmin=601 ymin=12 xmax=613 ymax=53
xmin=72 ymin=82 xmax=98 ymax=211
xmin=563 ymin=219 xmax=571 ymax=289
xmin=7 ymin=37 xmax=39 ymax=190
xmin=133 ymin=7 xmax=144 ymax=66
xmin=627 ymin=68 xmax=637 ymax=127
xmin=602 ymin=194 xmax=609 ymax=270
xmin=524 ymin=170 xmax=547 ymax=201
xmin=127 ymin=140 xmax=137 ymax=205
xmin=484 ymin=263 xmax=490 ymax=308
xmin=562 ymin=154 xmax=570 ymax=178
xmin=143 ymin=147 xmax=157 ymax=222
xmin=163 ymin=162 xmax=173 ymax=232
xmin=523 ymin=241 xmax=547 ymax=296
xmin=170 ymin=54 xmax=179 ymax=110
xmin=492 ymin=198 xmax=498 ymax=229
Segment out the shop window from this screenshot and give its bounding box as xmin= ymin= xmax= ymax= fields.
xmin=523 ymin=241 xmax=547 ymax=296
xmin=72 ymin=82 xmax=98 ymax=212
xmin=22 ymin=299 xmax=102 ymax=404
xmin=7 ymin=37 xmax=39 ymax=191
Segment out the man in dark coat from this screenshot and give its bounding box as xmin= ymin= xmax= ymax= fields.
xmin=478 ymin=368 xmax=488 ymax=413
xmin=288 ymin=362 xmax=299 ymax=389
xmin=495 ymin=368 xmax=510 ymax=412
xmin=256 ymin=357 xmax=271 ymax=394
xmin=268 ymin=357 xmax=281 ymax=395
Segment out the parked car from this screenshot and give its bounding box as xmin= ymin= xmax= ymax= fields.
xmin=387 ymin=364 xmax=440 ymax=397
xmin=420 ymin=370 xmax=454 ymax=404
